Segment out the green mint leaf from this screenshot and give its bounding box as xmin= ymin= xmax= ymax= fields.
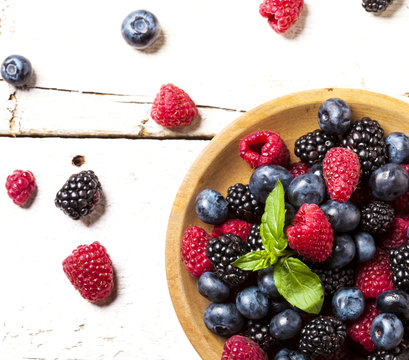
xmin=260 ymin=180 xmax=288 ymax=254
xmin=274 ymin=257 xmax=324 ymax=314
xmin=232 ymin=250 xmax=276 ymax=271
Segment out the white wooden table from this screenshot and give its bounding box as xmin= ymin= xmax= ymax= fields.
xmin=1 ymin=1 xmax=409 ymax=359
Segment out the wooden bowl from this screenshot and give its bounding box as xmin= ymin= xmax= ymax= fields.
xmin=165 ymin=88 xmax=409 ymax=360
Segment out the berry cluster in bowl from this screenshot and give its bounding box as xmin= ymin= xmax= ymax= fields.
xmin=180 ymin=98 xmax=409 ymax=359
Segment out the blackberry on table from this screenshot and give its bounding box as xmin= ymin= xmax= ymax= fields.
xmin=368 ymin=339 xmax=409 ymax=360
xmin=206 ymin=233 xmax=250 ymax=288
xmin=55 ymin=170 xmax=102 ymax=220
xmin=246 ymin=224 xmax=264 ymax=252
xmin=243 ymin=318 xmax=275 ymax=351
xmin=294 ymin=129 xmax=339 ymax=166
xmin=226 ymin=183 xmax=264 ymax=223
xmin=360 ymin=201 xmax=395 ymax=235
xmin=390 ymin=244 xmax=409 ymax=292
xmin=310 ymin=263 xmax=355 ymax=296
xmin=362 ymin=0 xmax=393 ymax=13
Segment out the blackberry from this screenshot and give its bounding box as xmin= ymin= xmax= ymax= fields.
xmin=246 ymin=224 xmax=264 ymax=252
xmin=390 ymin=244 xmax=409 ymax=292
xmin=206 ymin=233 xmax=250 ymax=288
xmin=341 ymin=117 xmax=387 ymax=177
xmin=55 ymin=170 xmax=102 ymax=220
xmin=294 ymin=129 xmax=339 ymax=166
xmin=310 ymin=263 xmax=354 ymax=296
xmin=368 ymin=339 xmax=409 ymax=360
xmin=298 ymin=316 xmax=347 ymax=357
xmin=362 ymin=0 xmax=393 ymax=13
xmin=360 ymin=201 xmax=394 ymax=235
xmin=226 ymin=183 xmax=264 ymax=223
xmin=243 ymin=318 xmax=275 ymax=351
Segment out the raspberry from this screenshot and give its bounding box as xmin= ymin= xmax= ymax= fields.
xmin=392 ymin=164 xmax=409 ymax=213
xmin=347 ymin=301 xmax=378 ymax=352
xmin=212 ymin=219 xmax=252 ymax=241
xmin=150 ymin=84 xmax=198 ymax=127
xmin=62 ymin=241 xmax=114 ymax=303
xmin=289 ymin=161 xmax=309 ymax=178
xmin=259 ymin=0 xmax=304 ymax=34
xmin=286 ymin=204 xmax=334 ymax=262
xmin=323 ymin=147 xmax=360 ymax=203
xmin=5 ymin=170 xmax=36 ymax=206
xmin=221 ymin=335 xmax=268 ymax=360
xmin=379 ymin=217 xmax=409 ymax=250
xmin=355 ymin=248 xmax=395 ymax=298
xmin=181 ymin=226 xmax=212 ymax=278
xmin=239 ymin=130 xmax=290 ymax=169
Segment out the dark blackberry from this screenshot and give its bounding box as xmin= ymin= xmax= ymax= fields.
xmin=368 ymin=339 xmax=409 ymax=360
xmin=362 ymin=0 xmax=393 ymax=13
xmin=243 ymin=318 xmax=275 ymax=351
xmin=55 ymin=170 xmax=102 ymax=220
xmin=310 ymin=263 xmax=355 ymax=296
xmin=341 ymin=117 xmax=387 ymax=177
xmin=246 ymin=224 xmax=264 ymax=252
xmin=390 ymin=244 xmax=409 ymax=292
xmin=294 ymin=129 xmax=339 ymax=166
xmin=206 ymin=233 xmax=250 ymax=288
xmin=226 ymin=183 xmax=264 ymax=223
xmin=298 ymin=316 xmax=347 ymax=357
xmin=360 ymin=201 xmax=394 ymax=235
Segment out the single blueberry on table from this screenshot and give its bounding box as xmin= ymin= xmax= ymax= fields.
xmin=320 ymin=200 xmax=360 ymax=233
xmin=385 ymin=132 xmax=409 ymax=164
xmin=195 ymin=189 xmax=228 ymax=225
xmin=197 ymin=272 xmax=230 ymax=303
xmin=332 ymin=287 xmax=365 ymax=321
xmin=327 ymin=234 xmax=356 ymax=269
xmin=269 ymin=309 xmax=302 ymax=340
xmin=370 ymin=313 xmax=404 ymax=350
xmin=354 ymin=231 xmax=376 ymax=263
xmin=257 ymin=266 xmax=282 ymax=300
xmin=318 ymin=98 xmax=352 ymax=135
xmin=274 ymin=348 xmax=309 ymax=360
xmin=203 ymin=302 xmax=245 ymax=336
xmin=287 ymin=173 xmax=326 ymax=208
xmin=121 ymin=10 xmax=161 ymax=49
xmin=376 ymin=290 xmax=409 ymax=320
xmin=235 ymin=286 xmax=269 ymax=320
xmin=1 ymin=55 xmax=33 ymax=86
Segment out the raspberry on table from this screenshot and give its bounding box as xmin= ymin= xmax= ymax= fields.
xmin=181 ymin=226 xmax=212 ymax=278
xmin=62 ymin=241 xmax=114 ymax=303
xmin=259 ymin=0 xmax=304 ymax=34
xmin=379 ymin=217 xmax=409 ymax=250
xmin=226 ymin=183 xmax=264 ymax=223
xmin=212 ymin=219 xmax=252 ymax=242
xmin=288 ymin=161 xmax=309 ymax=178
xmin=150 ymin=83 xmax=198 ymax=127
xmin=239 ymin=130 xmax=290 ymax=169
xmin=360 ymin=201 xmax=395 ymax=235
xmin=5 ymin=170 xmax=36 ymax=206
xmin=221 ymin=335 xmax=268 ymax=360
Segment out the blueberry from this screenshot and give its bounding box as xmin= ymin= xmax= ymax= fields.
xmin=376 ymin=290 xmax=409 ymax=320
xmin=274 ymin=348 xmax=309 ymax=360
xmin=249 ymin=165 xmax=292 ymax=203
xmin=203 ymin=303 xmax=245 ymax=336
xmin=197 ymin=272 xmax=230 ymax=303
xmin=257 ymin=266 xmax=282 ymax=300
xmin=269 ymin=309 xmax=302 ymax=340
xmin=320 ymin=200 xmax=360 ymax=233
xmin=235 ymin=286 xmax=269 ymax=320
xmin=332 ymin=287 xmax=365 ymax=321
xmin=327 ymin=234 xmax=356 ymax=269
xmin=287 ymin=173 xmax=326 ymax=208
xmin=285 ymin=202 xmax=296 ymax=226
xmin=1 ymin=55 xmax=33 ymax=87
xmin=354 ymin=232 xmax=376 ymax=263
xmin=385 ymin=132 xmax=409 ymax=164
xmin=310 ymin=162 xmax=324 ymax=179
xmin=195 ymin=189 xmax=228 ymax=225
xmin=370 ymin=313 xmax=404 ymax=350
xmin=318 ymin=98 xmax=352 ymax=135
xmin=369 ymin=163 xmax=409 ymax=202
xmin=121 ymin=10 xmax=161 ymax=49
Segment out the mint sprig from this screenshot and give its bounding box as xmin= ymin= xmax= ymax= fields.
xmin=232 ymin=180 xmax=324 ymax=314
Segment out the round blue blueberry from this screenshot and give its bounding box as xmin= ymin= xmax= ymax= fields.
xmin=285 ymin=202 xmax=296 ymax=226
xmin=354 ymin=232 xmax=376 ymax=263
xmin=235 ymin=286 xmax=269 ymax=320
xmin=274 ymin=348 xmax=309 ymax=360
xmin=318 ymin=98 xmax=352 ymax=135
xmin=197 ymin=272 xmax=230 ymax=303
xmin=121 ymin=10 xmax=161 ymax=49
xmin=287 ymin=173 xmax=326 ymax=208
xmin=370 ymin=313 xmax=404 ymax=350
xmin=310 ymin=162 xmax=324 ymax=179
xmin=332 ymin=287 xmax=365 ymax=321
xmin=369 ymin=163 xmax=409 ymax=202
xmin=269 ymin=309 xmax=302 ymax=340
xmin=249 ymin=165 xmax=292 ymax=203
xmin=1 ymin=55 xmax=33 ymax=87
xmin=385 ymin=132 xmax=409 ymax=164
xmin=195 ymin=189 xmax=228 ymax=225
xmin=257 ymin=266 xmax=282 ymax=300
xmin=327 ymin=234 xmax=356 ymax=269
xmin=320 ymin=200 xmax=360 ymax=233
xmin=376 ymin=290 xmax=409 ymax=320
xmin=203 ymin=303 xmax=245 ymax=337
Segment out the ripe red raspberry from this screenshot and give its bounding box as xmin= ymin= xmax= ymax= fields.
xmin=379 ymin=217 xmax=409 ymax=250
xmin=289 ymin=161 xmax=309 ymax=178
xmin=259 ymin=0 xmax=304 ymax=34
xmin=181 ymin=226 xmax=212 ymax=278
xmin=5 ymin=170 xmax=36 ymax=206
xmin=151 ymin=84 xmax=198 ymax=127
xmin=347 ymin=301 xmax=378 ymax=353
xmin=286 ymin=204 xmax=334 ymax=262
xmin=221 ymin=335 xmax=268 ymax=360
xmin=355 ymin=248 xmax=394 ymax=299
xmin=323 ymin=147 xmax=360 ymax=203
xmin=239 ymin=130 xmax=290 ymax=169
xmin=212 ymin=219 xmax=252 ymax=242
xmin=62 ymin=241 xmax=114 ymax=303
xmin=392 ymin=164 xmax=409 ymax=213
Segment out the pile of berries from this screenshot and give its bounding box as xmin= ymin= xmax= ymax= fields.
xmin=181 ymin=97 xmax=409 ymax=359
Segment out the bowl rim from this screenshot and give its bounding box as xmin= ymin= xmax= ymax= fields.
xmin=165 ymin=88 xmax=409 ymax=360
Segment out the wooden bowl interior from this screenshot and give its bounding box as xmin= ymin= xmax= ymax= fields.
xmin=166 ymin=88 xmax=409 ymax=360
